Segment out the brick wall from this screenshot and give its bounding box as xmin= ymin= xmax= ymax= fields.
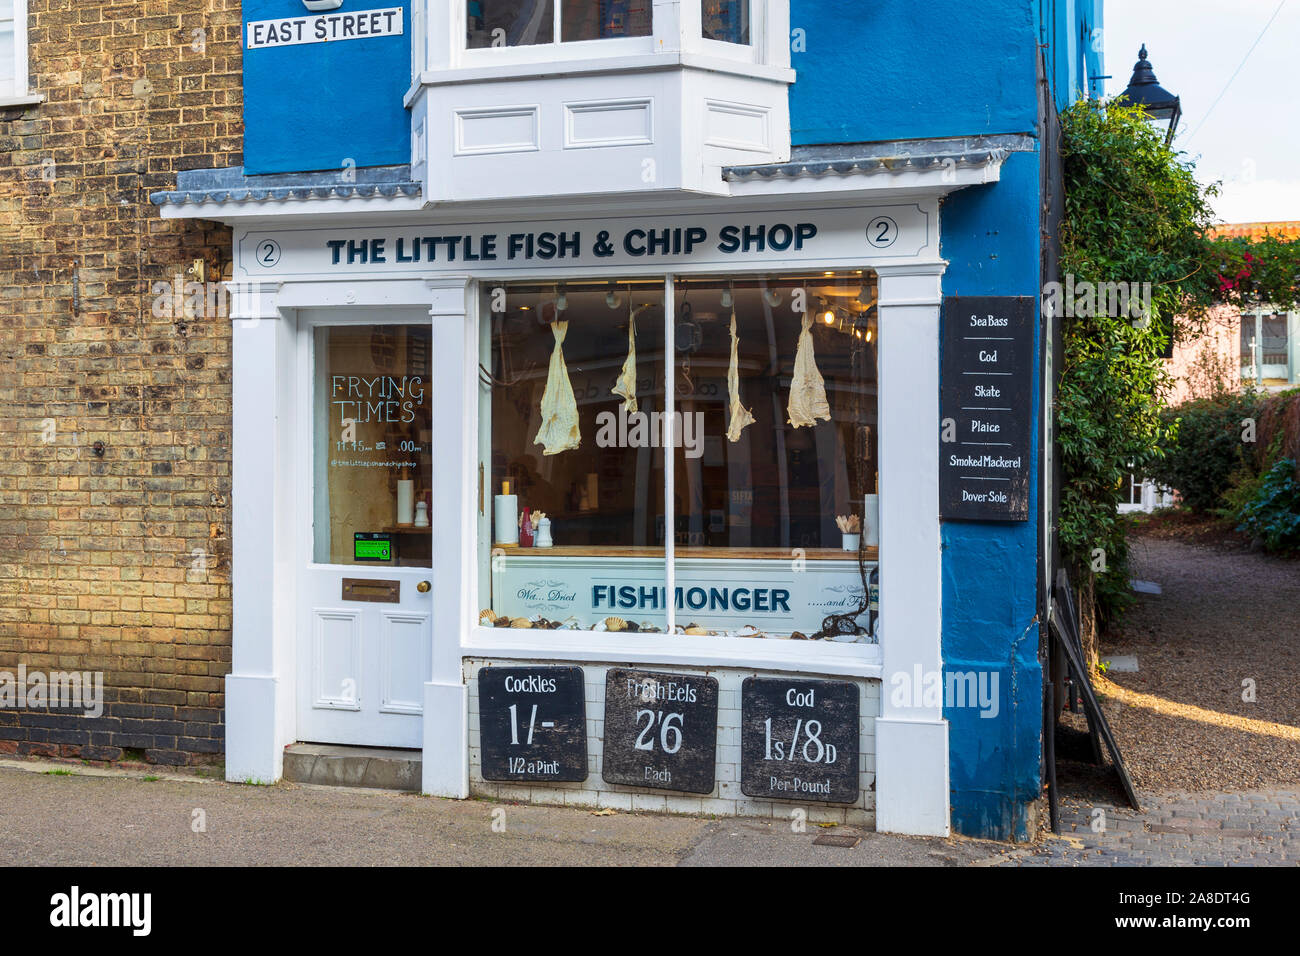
xmin=0 ymin=1 xmax=242 ymax=765
xmin=466 ymin=659 xmax=879 ymax=826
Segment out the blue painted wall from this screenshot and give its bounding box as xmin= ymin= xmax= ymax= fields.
xmin=243 ymin=0 xmax=411 ymax=175
xmin=789 ymin=0 xmax=1040 ymax=144
xmin=939 ymin=151 xmax=1045 ymax=840
xmin=789 ymin=0 xmax=1103 ymax=145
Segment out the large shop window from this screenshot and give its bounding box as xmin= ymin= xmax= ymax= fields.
xmin=478 ymin=272 xmax=880 ymax=646
xmin=467 ymin=1 xmax=652 ymax=48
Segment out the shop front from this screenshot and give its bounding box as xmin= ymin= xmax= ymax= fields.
xmin=143 ymin=0 xmax=1095 ymax=839
xmin=194 ymin=178 xmax=999 ymax=835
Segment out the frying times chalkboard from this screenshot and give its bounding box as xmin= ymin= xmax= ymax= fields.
xmin=602 ymin=669 xmax=718 ymax=794
xmin=478 ymin=666 xmax=588 ymax=782
xmin=940 ymin=296 xmax=1035 ymax=521
xmin=741 ymin=678 xmax=860 ymax=803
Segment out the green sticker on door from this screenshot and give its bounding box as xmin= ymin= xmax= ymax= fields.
xmin=354 ymin=533 xmax=392 ymax=562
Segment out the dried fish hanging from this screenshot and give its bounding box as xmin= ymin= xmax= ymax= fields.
xmin=611 ymin=298 xmax=638 ymax=413
xmin=787 ymin=310 xmax=831 ymax=428
xmin=533 ymin=319 xmax=581 ymax=456
xmin=726 ymin=308 xmax=754 ymax=442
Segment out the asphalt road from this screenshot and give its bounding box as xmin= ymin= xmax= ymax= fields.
xmin=0 ymin=761 xmax=1002 ymax=867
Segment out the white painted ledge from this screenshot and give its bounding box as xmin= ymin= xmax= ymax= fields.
xmin=0 ymin=94 xmax=45 ymax=107
xmin=464 ymin=626 xmax=883 ymax=679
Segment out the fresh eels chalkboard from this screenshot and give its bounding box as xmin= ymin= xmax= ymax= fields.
xmin=940 ymin=296 xmax=1035 ymax=521
xmin=478 ymin=666 xmax=588 ymax=782
xmin=741 ymin=677 xmax=860 ymax=803
xmin=602 ymin=669 xmax=718 ymax=794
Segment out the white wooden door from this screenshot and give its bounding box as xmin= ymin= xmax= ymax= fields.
xmin=296 ymin=313 xmax=434 ymax=748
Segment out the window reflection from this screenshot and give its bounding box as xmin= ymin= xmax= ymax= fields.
xmin=702 ymin=0 xmax=750 ymax=45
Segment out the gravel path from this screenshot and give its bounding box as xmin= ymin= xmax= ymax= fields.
xmin=1093 ymin=535 xmax=1300 ymax=793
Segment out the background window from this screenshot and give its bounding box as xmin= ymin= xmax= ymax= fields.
xmin=0 ymin=0 xmax=18 ymax=97
xmin=702 ymin=0 xmax=750 ymax=45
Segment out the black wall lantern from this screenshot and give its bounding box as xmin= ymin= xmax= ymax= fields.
xmin=1120 ymin=45 xmax=1182 ymax=145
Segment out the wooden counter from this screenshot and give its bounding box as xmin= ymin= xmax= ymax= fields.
xmin=492 ymin=544 xmax=878 ymax=561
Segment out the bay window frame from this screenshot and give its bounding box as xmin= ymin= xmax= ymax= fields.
xmin=421 ymin=0 xmax=781 ymax=76
xmin=468 ymin=269 xmax=885 ymax=676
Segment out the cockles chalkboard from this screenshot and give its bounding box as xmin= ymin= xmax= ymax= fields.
xmin=940 ymin=296 xmax=1035 ymax=521
xmin=602 ymin=669 xmax=719 ymax=794
xmin=478 ymin=666 xmax=588 ymax=783
xmin=741 ymin=678 xmax=860 ymax=804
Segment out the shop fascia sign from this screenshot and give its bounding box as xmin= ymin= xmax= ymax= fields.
xmin=245 ymin=2 xmax=403 ymax=50
xmin=237 ymin=204 xmax=933 ymax=278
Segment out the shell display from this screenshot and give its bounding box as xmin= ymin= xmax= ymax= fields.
xmin=604 ymin=617 xmax=628 ymax=632
xmin=509 ymin=617 xmax=534 ymax=629
xmin=479 ymin=609 xmax=498 ymax=625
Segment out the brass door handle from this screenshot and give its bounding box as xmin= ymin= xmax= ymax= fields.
xmin=417 ymin=581 xmax=431 ymax=593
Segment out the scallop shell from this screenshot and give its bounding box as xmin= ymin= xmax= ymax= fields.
xmin=479 ymin=609 xmax=498 ymax=625
xmin=604 ymin=617 xmax=628 ymax=632
xmin=683 ymin=624 xmax=709 ymax=636
xmin=509 ymin=617 xmax=534 ymax=629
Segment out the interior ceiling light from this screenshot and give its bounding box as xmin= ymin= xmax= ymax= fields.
xmin=605 ymin=286 xmax=623 ymax=309
xmin=720 ymin=284 xmax=734 ymax=309
xmin=762 ymin=286 xmax=782 ymax=307
xmin=556 ymin=285 xmax=568 ymax=312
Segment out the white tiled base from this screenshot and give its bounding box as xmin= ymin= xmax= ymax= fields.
xmin=465 ymin=658 xmax=878 ymax=827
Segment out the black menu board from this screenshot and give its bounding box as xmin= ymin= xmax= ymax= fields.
xmin=740 ymin=677 xmax=860 ymax=803
xmin=478 ymin=666 xmax=588 ymax=782
xmin=602 ymin=669 xmax=718 ymax=794
xmin=940 ymin=296 xmax=1034 ymax=521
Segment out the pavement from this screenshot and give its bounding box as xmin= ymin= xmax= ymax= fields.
xmin=993 ymin=790 xmax=1300 ymax=867
xmin=1 ymin=759 xmax=1295 ymax=866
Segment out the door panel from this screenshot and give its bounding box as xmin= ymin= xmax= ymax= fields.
xmin=297 ymin=316 xmax=435 ymax=749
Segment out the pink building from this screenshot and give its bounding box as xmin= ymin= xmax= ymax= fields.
xmin=1166 ymin=222 xmax=1300 ymax=405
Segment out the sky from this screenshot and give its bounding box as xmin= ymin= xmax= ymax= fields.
xmin=1105 ymin=0 xmax=1300 ymax=225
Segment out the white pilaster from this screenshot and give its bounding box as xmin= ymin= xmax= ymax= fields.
xmin=873 ymin=264 xmax=951 ymax=837
xmin=422 ymin=277 xmax=473 ymax=798
xmin=225 ymin=281 xmax=294 ymax=784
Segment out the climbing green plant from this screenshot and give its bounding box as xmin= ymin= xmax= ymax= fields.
xmin=1057 ymin=101 xmax=1218 ymax=623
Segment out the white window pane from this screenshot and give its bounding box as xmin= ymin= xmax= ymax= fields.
xmin=0 ymin=0 xmax=15 ymax=20
xmin=0 ymin=22 xmax=15 ymax=90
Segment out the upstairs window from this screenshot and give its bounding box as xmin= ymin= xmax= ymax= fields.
xmin=702 ymin=0 xmax=750 ymax=45
xmin=468 ymin=1 xmax=652 ymax=49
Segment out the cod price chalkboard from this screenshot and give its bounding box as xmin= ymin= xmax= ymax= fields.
xmin=940 ymin=296 xmax=1034 ymax=521
xmin=602 ymin=669 xmax=718 ymax=794
xmin=741 ymin=678 xmax=860 ymax=803
xmin=479 ymin=666 xmax=588 ymax=782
